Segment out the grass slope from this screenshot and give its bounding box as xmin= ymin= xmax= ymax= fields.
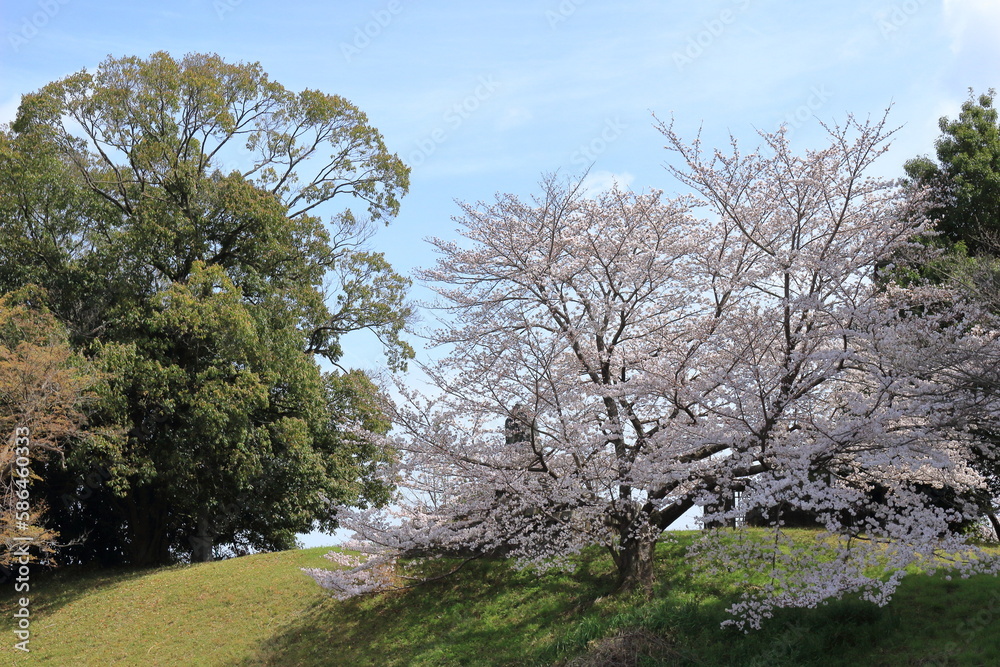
xmin=2 ymin=533 xmax=999 ymax=666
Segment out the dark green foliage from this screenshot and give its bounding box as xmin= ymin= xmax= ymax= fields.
xmin=905 ymin=88 xmax=1000 ymax=256
xmin=0 ymin=52 xmax=411 ymax=565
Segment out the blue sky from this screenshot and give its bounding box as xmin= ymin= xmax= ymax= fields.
xmin=3 ymin=0 xmax=1000 ymax=546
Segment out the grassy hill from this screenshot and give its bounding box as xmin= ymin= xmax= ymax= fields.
xmin=2 ymin=532 xmax=999 ymax=666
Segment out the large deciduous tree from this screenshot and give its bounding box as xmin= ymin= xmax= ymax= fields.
xmin=0 ymin=52 xmax=410 ymax=565
xmin=307 ymin=114 xmax=1000 ymax=629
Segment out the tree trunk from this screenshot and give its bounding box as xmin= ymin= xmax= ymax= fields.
xmin=608 ymin=497 xmax=697 ymax=595
xmin=704 ymin=493 xmax=737 ymax=529
xmin=988 ymin=512 xmax=1000 ymax=543
xmin=613 ymin=533 xmax=657 ymax=595
xmin=127 ymin=489 xmax=173 ymax=566
xmin=190 ymin=517 xmax=215 ymax=563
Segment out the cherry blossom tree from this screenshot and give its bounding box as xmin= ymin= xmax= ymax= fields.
xmin=306 ymin=114 xmax=1000 ymax=628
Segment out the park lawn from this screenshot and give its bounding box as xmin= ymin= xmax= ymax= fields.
xmin=1 ymin=531 xmax=998 ymax=666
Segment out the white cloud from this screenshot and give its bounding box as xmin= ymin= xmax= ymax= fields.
xmin=496 ymin=106 xmax=533 ymax=131
xmin=943 ymin=0 xmax=1000 ymax=55
xmin=580 ymin=170 xmax=634 ymax=196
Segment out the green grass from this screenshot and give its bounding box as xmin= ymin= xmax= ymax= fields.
xmin=2 ymin=532 xmax=999 ymax=666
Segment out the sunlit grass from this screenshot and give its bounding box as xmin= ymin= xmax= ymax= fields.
xmin=1 ymin=532 xmax=998 ymax=665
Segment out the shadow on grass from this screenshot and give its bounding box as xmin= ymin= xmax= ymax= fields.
xmin=0 ymin=561 xmax=180 ymax=621
xmin=235 ymin=538 xmax=1000 ymax=667
xmin=235 ymin=553 xmax=619 ymax=667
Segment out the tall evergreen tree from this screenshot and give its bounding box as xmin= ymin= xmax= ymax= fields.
xmin=905 ymin=88 xmax=1000 ymax=255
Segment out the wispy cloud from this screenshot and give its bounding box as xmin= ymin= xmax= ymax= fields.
xmin=943 ymin=0 xmax=1000 ymax=55
xmin=580 ymin=170 xmax=634 ymax=196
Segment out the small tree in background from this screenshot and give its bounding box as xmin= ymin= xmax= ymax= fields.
xmin=0 ymin=288 xmax=100 ymax=568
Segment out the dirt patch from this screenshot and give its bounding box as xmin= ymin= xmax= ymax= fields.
xmin=564 ymin=628 xmax=683 ymax=666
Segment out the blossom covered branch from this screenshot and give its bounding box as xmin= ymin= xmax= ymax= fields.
xmin=305 ymin=113 xmax=1000 ymax=629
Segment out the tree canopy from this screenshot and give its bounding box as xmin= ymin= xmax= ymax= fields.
xmin=905 ymin=88 xmax=1000 ymax=255
xmin=0 ymin=52 xmax=411 ymax=565
xmin=307 ymin=115 xmax=1000 ymax=629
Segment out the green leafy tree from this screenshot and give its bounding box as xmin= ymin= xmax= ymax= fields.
xmin=904 ymin=88 xmax=1000 ymax=539
xmin=0 ymin=52 xmax=410 ymax=565
xmin=904 ymin=88 xmax=1000 ymax=255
